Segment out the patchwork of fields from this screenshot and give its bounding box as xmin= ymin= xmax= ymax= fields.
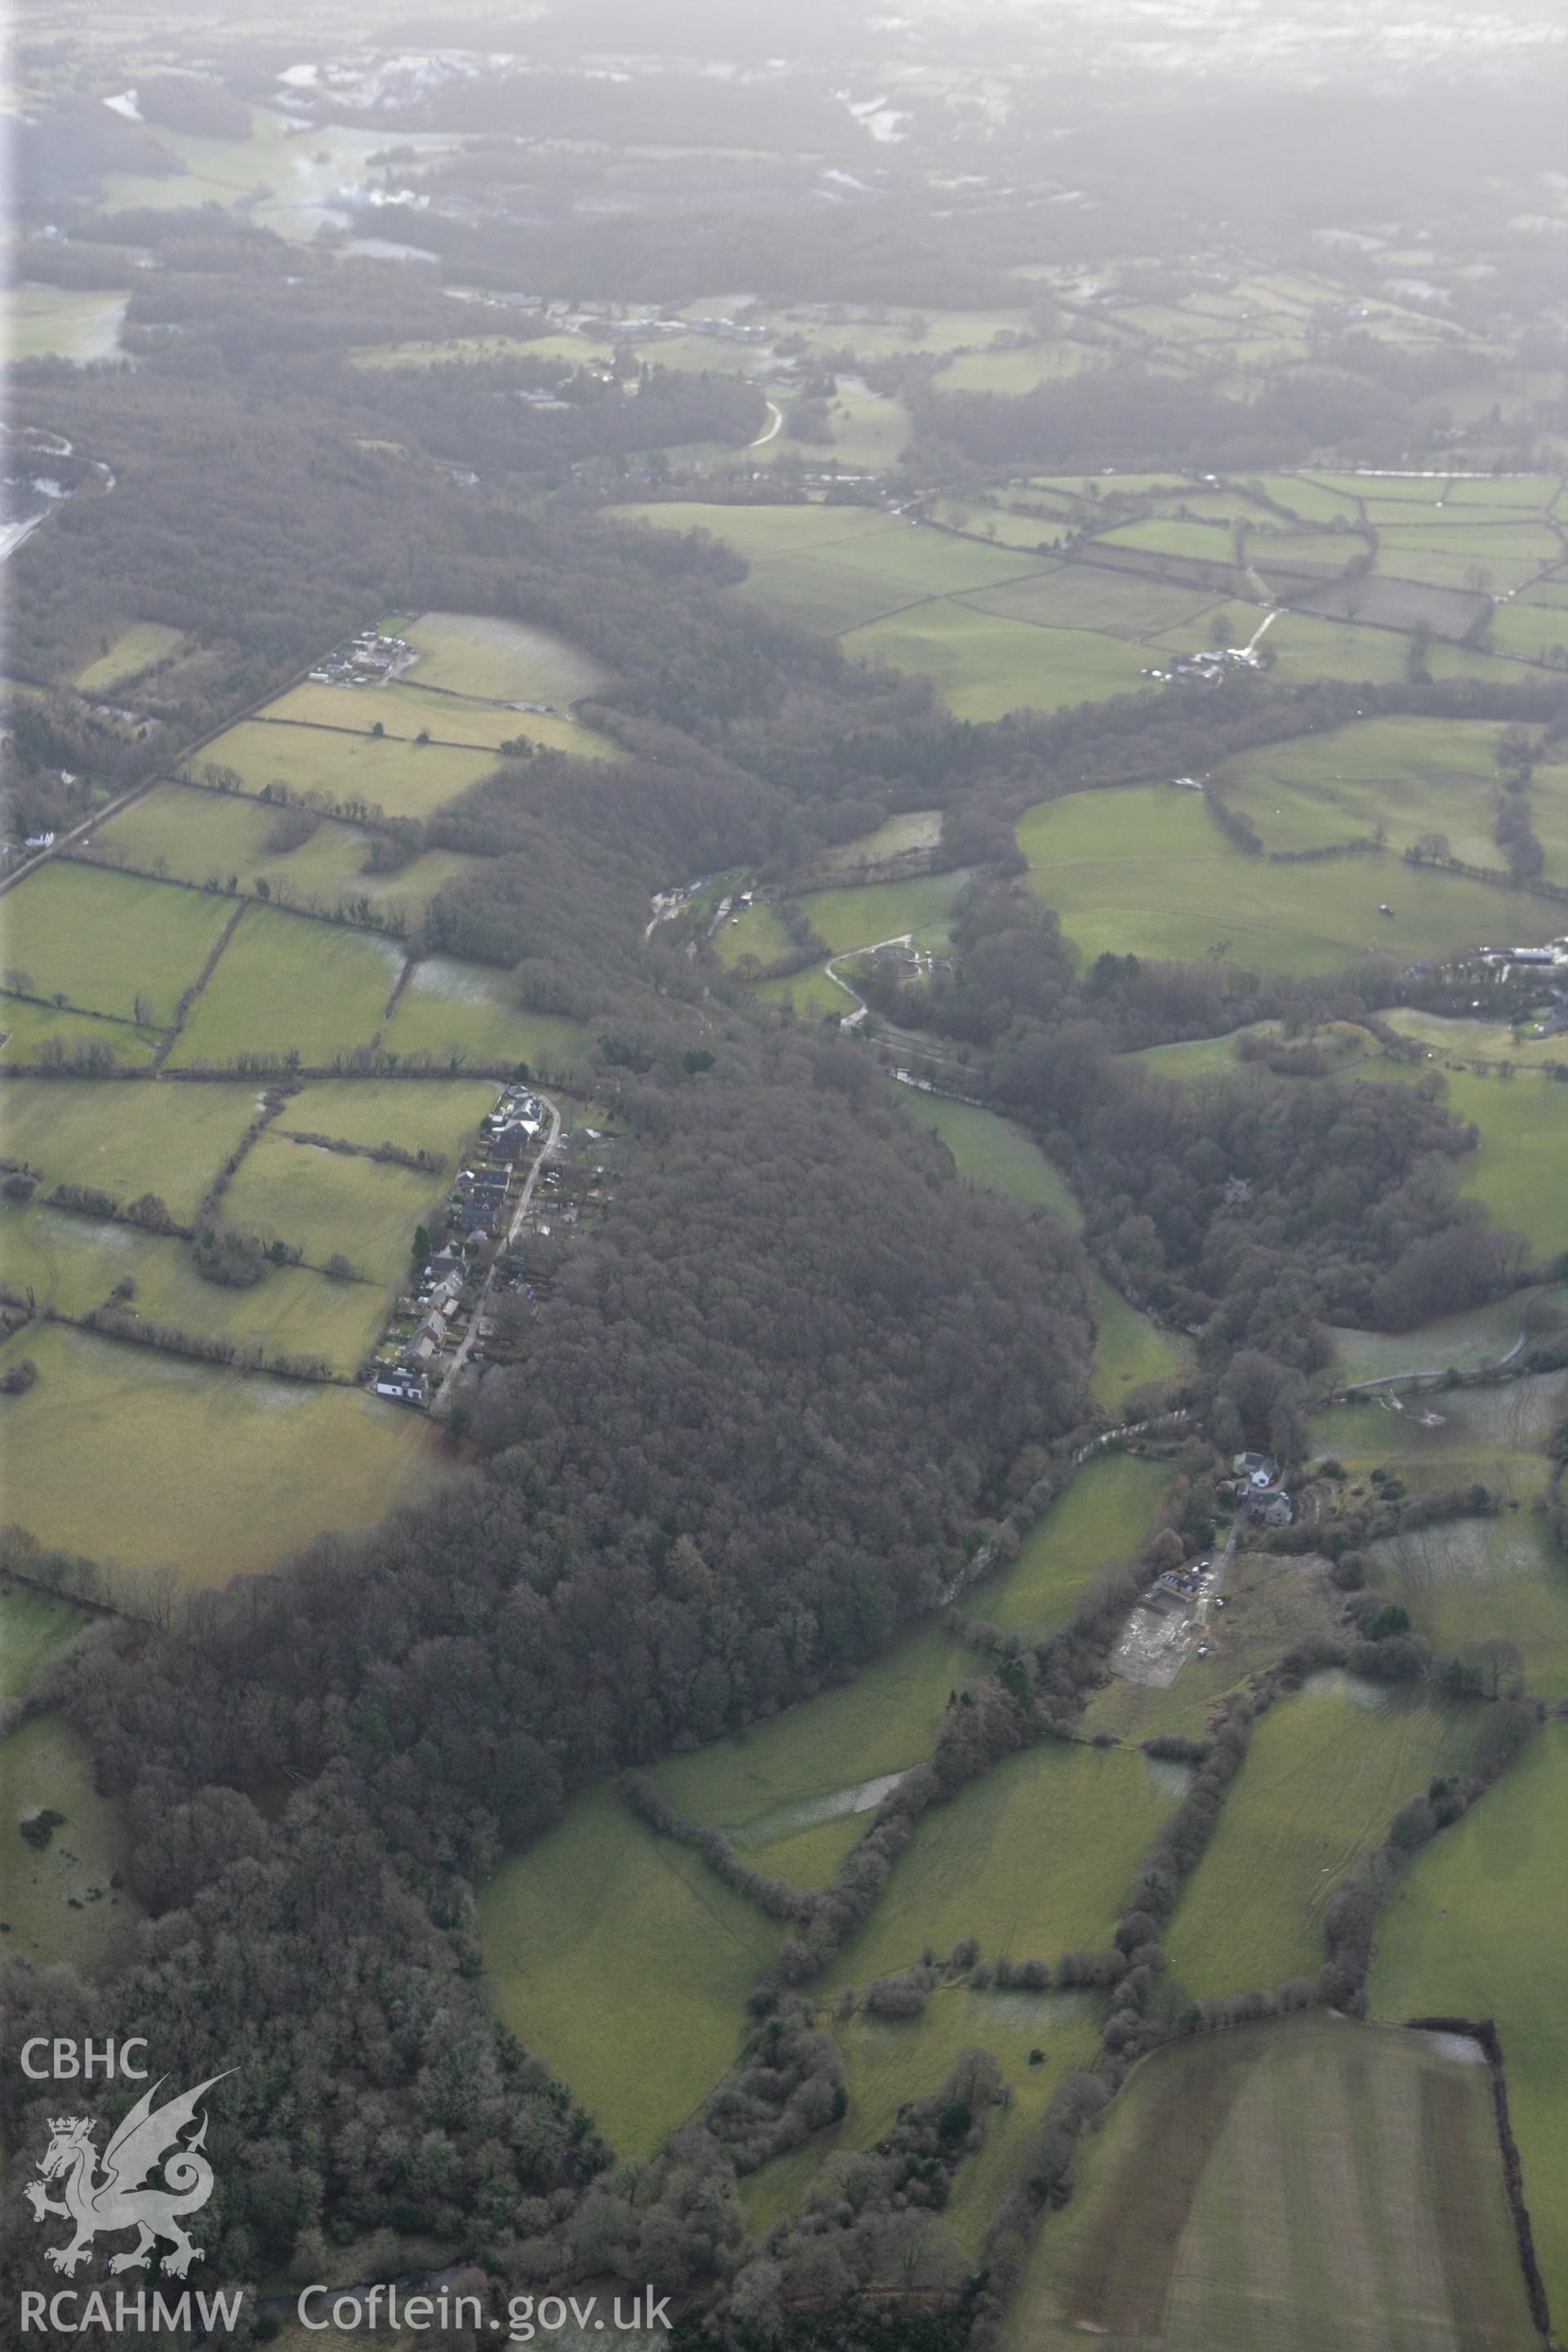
xmin=0 ymin=613 xmax=621 ymax=1597
xmin=611 ymin=451 xmax=1566 ymax=722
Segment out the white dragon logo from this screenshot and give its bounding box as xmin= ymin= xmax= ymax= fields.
xmin=23 ymin=2074 xmax=231 ymax=2278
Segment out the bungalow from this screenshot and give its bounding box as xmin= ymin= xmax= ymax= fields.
xmin=1232 ymin=1450 xmax=1281 ymax=1488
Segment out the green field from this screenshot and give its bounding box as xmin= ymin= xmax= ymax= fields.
xmin=0 ymin=1206 xmax=388 ymax=1373
xmin=3 ymin=862 xmax=236 ymax=1026
xmin=0 ymin=1076 xmax=256 ymax=1219
xmin=971 ymin=1454 xmax=1170 ymax=1647
xmin=1439 ymin=1067 xmax=1568 ymax=1262
xmin=479 ymin=1784 xmax=779 ymax=2158
xmin=1090 ymin=1275 xmax=1192 ymax=1413
xmin=815 ymin=808 xmax=943 ymax=874
xmin=791 ymin=869 xmax=972 ymax=955
xmin=185 ymin=721 xmax=496 ymax=821
xmin=0 ymin=1583 xmax=86 ymax=1702
xmin=1007 ymin=2011 xmax=1536 ymax=2350
xmin=1330 ymin=1285 xmax=1568 ymax=1383
xmin=167 ymin=905 xmax=405 ymax=1069
xmin=3 ymin=284 xmax=127 ymax=363
xmin=648 ymin=1617 xmax=970 ymax=1860
xmin=0 ymin=994 xmax=163 ymax=1068
xmin=965 ymin=564 xmax=1218 ymax=636
xmin=751 ymin=962 xmax=849 ymax=1023
xmin=1018 ymin=782 xmax=1559 ymax=973
xmin=0 ymin=1715 xmax=140 ymax=1975
xmin=74 ymin=622 xmax=185 ymax=693
xmin=0 ymin=1321 xmax=463 ymax=1585
xmin=1165 ymin=1676 xmax=1484 ymax=2000
xmin=1213 ymin=715 xmax=1568 ymax=877
xmin=742 ymin=1983 xmax=1104 ymax=2246
xmin=378 ymin=958 xmax=590 ymax=1075
xmin=646 ymin=1453 xmax=1165 ymax=1882
xmin=219 ymin=1130 xmax=442 ymax=1281
xmin=1370 ymin=1716 xmax=1568 ymax=2327
xmin=898 ymin=1091 xmax=1081 ymax=1225
xmin=278 ymin=1075 xmax=497 ymax=1160
xmin=261 ymin=677 xmax=617 ymax=763
xmin=818 ymin=1744 xmax=1176 ymax=1991
xmin=713 ymin=898 xmax=798 ymax=969
xmin=1310 ymin=1373 xmax=1566 ymax=1504
xmin=1385 ymin=1004 xmax=1568 ymax=1074
xmin=1370 ymin=1512 xmax=1568 ymax=1698
xmin=96 ymin=783 xmax=484 ymax=919
xmin=402 ymin=611 xmax=615 ymax=705
xmin=843 ymin=599 xmax=1152 ymax=719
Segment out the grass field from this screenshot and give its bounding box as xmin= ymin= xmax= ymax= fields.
xmin=1371 ymin=1512 xmax=1568 ymax=1699
xmin=0 ymin=1583 xmax=86 ymax=1702
xmin=644 ymin=1454 xmax=1164 ymax=1878
xmin=479 ymin=1784 xmax=779 ymax=2158
xmin=0 ymin=1207 xmax=389 ymax=1372
xmin=898 ymin=1092 xmax=1081 ymax=1225
xmin=74 ymin=622 xmax=184 ymax=693
xmin=3 ymin=284 xmax=127 ymax=363
xmin=791 ymin=870 xmax=973 ymax=955
xmin=96 ymin=783 xmax=485 ymax=918
xmin=967 ymin=1454 xmax=1170 ymax=1647
xmin=1330 ymin=1285 xmax=1568 ymax=1383
xmin=0 ymin=995 xmax=163 ymax=1067
xmin=965 ymin=564 xmax=1217 ymax=636
xmin=167 ymin=905 xmax=404 ymax=1069
xmin=1213 ymin=715 xmax=1568 ymax=875
xmin=1007 ymin=2011 xmax=1536 ymax=2350
xmin=818 ymin=1744 xmax=1177 ymax=1990
xmin=0 ymin=1321 xmax=463 ymax=1584
xmin=402 ymin=612 xmax=615 ymax=705
xmin=843 ymin=599 xmax=1152 ymax=719
xmin=816 ymin=809 xmax=944 ymax=873
xmin=1018 ymin=782 xmax=1559 ymax=973
xmin=3 ymin=862 xmax=237 ymax=1026
xmin=0 ymin=1076 xmax=257 ymax=1220
xmin=1311 ymin=1373 xmax=1566 ymax=1504
xmin=713 ymin=898 xmax=798 ymax=969
xmin=1370 ymin=1716 xmax=1568 ymax=2327
xmin=1090 ymin=1275 xmax=1192 ymax=1413
xmin=742 ymin=1983 xmax=1104 ymax=2244
xmin=378 ymin=958 xmax=590 ymax=1075
xmin=1164 ymin=1675 xmax=1485 ymax=2000
xmin=1438 ymin=1068 xmax=1568 ymax=1262
xmin=219 ymin=1130 xmax=443 ymax=1281
xmin=261 ymin=677 xmax=617 ymax=763
xmin=648 ymin=1616 xmax=969 ymax=1856
xmin=185 ymin=722 xmax=496 ymax=821
xmin=278 ymin=1076 xmax=496 ymax=1160
xmin=751 ymin=962 xmax=849 ymax=1023
xmin=0 ymin=1714 xmax=140 ymax=1975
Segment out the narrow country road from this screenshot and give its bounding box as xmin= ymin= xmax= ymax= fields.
xmin=431 ymin=1093 xmax=561 ymax=1412
xmin=751 ymin=400 xmax=784 ymax=448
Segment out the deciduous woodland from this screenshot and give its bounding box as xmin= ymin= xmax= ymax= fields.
xmin=6 ymin=3 xmax=1568 ymax=2347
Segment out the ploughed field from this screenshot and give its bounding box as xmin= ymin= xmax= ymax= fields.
xmin=1004 ymin=2012 xmax=1536 ymax=2351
